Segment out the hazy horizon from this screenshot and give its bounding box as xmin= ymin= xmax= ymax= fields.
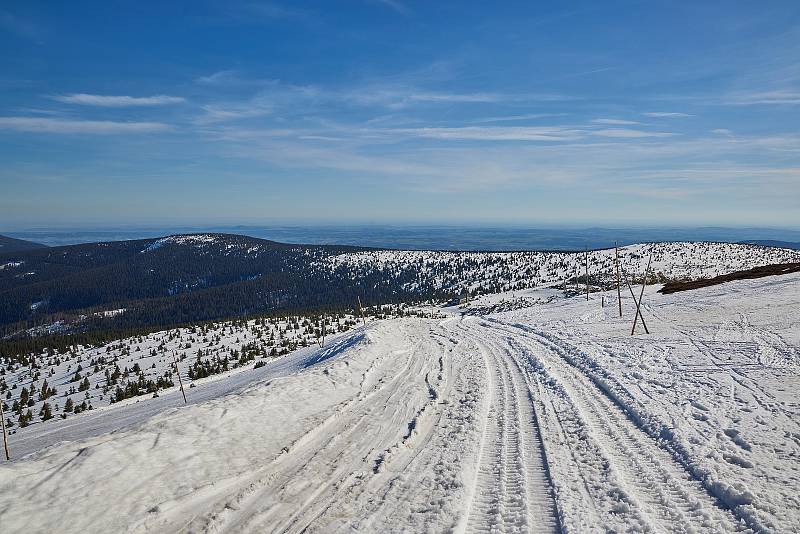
xmin=5 ymin=223 xmax=800 ymax=251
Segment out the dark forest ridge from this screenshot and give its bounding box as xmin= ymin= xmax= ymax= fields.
xmin=0 ymin=235 xmax=46 ymax=253
xmin=1 ymin=234 xmax=798 ymax=350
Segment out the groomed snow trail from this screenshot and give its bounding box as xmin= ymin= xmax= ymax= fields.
xmin=4 ymin=294 xmax=786 ymax=532
xmin=483 ymin=320 xmax=747 ymax=533
xmin=459 ymin=324 xmax=559 ymax=534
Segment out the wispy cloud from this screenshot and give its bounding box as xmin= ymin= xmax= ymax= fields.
xmin=723 ymin=90 xmax=800 ymax=105
xmin=195 ymin=104 xmax=271 ymax=123
xmin=591 ymin=118 xmax=640 ymax=125
xmin=471 ymin=113 xmax=566 ymax=124
xmin=711 ymin=128 xmax=733 ymax=136
xmin=642 ymin=112 xmax=693 ymax=117
xmin=592 ymin=128 xmax=675 ymax=138
xmin=0 ymin=117 xmax=171 ymax=134
xmin=196 ymin=70 xmax=240 ymax=85
xmin=50 ymin=94 xmax=185 ymax=106
xmin=391 ymin=126 xmax=583 ymax=142
xmin=407 ymin=92 xmax=501 ymax=103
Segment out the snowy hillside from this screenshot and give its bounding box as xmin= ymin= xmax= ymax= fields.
xmin=324 ymin=241 xmax=800 ymax=296
xmin=0 ymin=305 xmax=439 ymax=447
xmin=1 ymin=264 xmax=798 ymax=532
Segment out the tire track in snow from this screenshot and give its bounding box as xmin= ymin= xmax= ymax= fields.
xmin=457 ymin=323 xmax=559 ymax=534
xmin=485 ymin=319 xmax=750 ymax=533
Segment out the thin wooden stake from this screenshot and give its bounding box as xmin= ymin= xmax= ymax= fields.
xmin=357 ymin=296 xmax=366 ymax=327
xmin=0 ymin=397 xmax=9 ymax=461
xmin=172 ymin=352 xmax=187 ymax=404
xmin=319 ymin=316 xmax=326 ymax=348
xmin=615 ymin=242 xmax=623 ymax=318
xmin=631 ymin=250 xmax=653 ymax=335
xmin=585 ymin=246 xmax=590 ymax=301
xmin=625 ymin=274 xmax=650 ymax=335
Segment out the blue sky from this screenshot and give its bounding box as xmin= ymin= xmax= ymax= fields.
xmin=1 ymin=0 xmax=799 ymax=228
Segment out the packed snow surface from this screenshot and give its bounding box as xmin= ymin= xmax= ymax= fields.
xmin=1 ymin=269 xmax=799 ymax=532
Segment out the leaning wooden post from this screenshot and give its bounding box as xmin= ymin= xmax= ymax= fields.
xmin=632 ymin=249 xmax=654 ymax=334
xmin=357 ymin=296 xmax=366 ymax=327
xmin=0 ymin=397 xmax=10 ymax=461
xmin=615 ymin=242 xmax=623 ymax=317
xmin=171 ymin=352 xmax=187 ymax=404
xmin=625 ymin=273 xmax=650 ymax=335
xmin=585 ymin=246 xmax=590 ymax=301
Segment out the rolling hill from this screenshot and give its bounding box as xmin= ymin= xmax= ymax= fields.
xmin=1 ymin=234 xmax=798 ymax=342
xmin=0 ymin=234 xmax=46 ymax=253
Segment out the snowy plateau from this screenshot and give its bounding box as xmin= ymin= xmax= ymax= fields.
xmin=1 ymin=241 xmax=799 ymax=533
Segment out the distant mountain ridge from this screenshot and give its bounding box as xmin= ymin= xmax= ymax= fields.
xmin=738 ymin=239 xmax=800 ymax=250
xmin=1 ymin=233 xmax=798 ymax=343
xmin=0 ymin=233 xmax=381 ymax=336
xmin=0 ymin=234 xmax=46 ymax=253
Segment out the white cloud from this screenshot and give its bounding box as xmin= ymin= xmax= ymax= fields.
xmin=407 ymin=92 xmax=501 ymax=103
xmin=642 ymin=112 xmax=693 ymax=117
xmin=196 ymin=104 xmax=271 ymax=123
xmin=50 ymin=93 xmax=185 ymax=106
xmin=711 ymin=128 xmax=733 ymax=136
xmin=471 ymin=113 xmax=566 ymax=124
xmin=393 ymin=126 xmax=584 ymax=142
xmin=347 ymin=87 xmax=577 ymax=109
xmin=592 ymin=128 xmax=674 ymax=138
xmin=196 ymin=70 xmax=239 ymax=85
xmin=724 ymin=90 xmax=800 ymax=105
xmin=591 ymin=118 xmax=640 ymax=125
xmin=0 ymin=117 xmax=170 ymax=133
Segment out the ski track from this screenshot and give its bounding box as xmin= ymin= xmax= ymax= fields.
xmin=458 ymin=321 xmax=559 ymax=534
xmin=480 ymin=318 xmax=749 ymax=533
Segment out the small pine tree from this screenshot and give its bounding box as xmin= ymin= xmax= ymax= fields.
xmin=79 ymin=377 xmax=91 ymax=392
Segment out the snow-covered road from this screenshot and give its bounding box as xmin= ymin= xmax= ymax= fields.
xmin=2 ymin=274 xmax=799 ymax=532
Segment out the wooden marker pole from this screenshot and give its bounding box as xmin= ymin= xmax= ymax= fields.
xmin=319 ymin=316 xmax=326 ymax=348
xmin=625 ymin=274 xmax=650 ymax=335
xmin=615 ymin=242 xmax=623 ymax=318
xmin=172 ymin=352 xmax=187 ymax=404
xmin=631 ymin=250 xmax=653 ymax=335
xmin=0 ymin=398 xmax=9 ymax=461
xmin=585 ymin=247 xmax=589 ymax=301
xmin=357 ymin=296 xmax=366 ymax=327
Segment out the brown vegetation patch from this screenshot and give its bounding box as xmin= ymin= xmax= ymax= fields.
xmin=658 ymin=262 xmax=800 ymax=294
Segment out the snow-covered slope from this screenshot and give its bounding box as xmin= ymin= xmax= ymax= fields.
xmin=324 ymin=241 xmax=800 ymax=295
xmin=1 ymin=305 xmax=440 ymax=451
xmin=1 ymin=269 xmax=798 ymax=532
